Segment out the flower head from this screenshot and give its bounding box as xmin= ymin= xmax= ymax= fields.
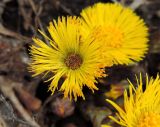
xmin=29 ymin=16 xmax=108 ymax=100
xmin=107 ymin=74 xmax=160 ymax=127
xmin=80 ymin=3 xmax=149 ymax=65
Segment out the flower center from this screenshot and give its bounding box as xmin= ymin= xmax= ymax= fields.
xmin=137 ymin=112 xmax=160 ymax=127
xmin=91 ymin=26 xmax=123 ymax=48
xmin=65 ymin=53 xmax=82 ymax=70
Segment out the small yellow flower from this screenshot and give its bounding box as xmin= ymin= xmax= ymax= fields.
xmin=80 ymin=3 xmax=149 ymax=65
xmin=105 ymin=84 xmax=124 ymax=100
xmin=29 ymin=16 xmax=108 ymax=100
xmin=107 ymin=74 xmax=160 ymax=127
xmin=101 ymin=125 xmax=112 ymax=127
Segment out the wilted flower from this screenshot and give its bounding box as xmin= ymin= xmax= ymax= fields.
xmin=107 ymin=74 xmax=160 ymax=127
xmin=29 ymin=16 xmax=109 ymax=100
xmin=81 ymin=3 xmax=149 ymax=65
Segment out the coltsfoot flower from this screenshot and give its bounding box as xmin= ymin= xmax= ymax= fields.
xmin=29 ymin=16 xmax=109 ymax=100
xmin=107 ymin=74 xmax=160 ymax=127
xmin=80 ymin=3 xmax=149 ymax=65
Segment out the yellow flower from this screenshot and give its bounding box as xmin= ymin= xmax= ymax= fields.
xmin=101 ymin=125 xmax=112 ymax=127
xmin=107 ymin=74 xmax=160 ymax=127
xmin=105 ymin=84 xmax=124 ymax=100
xmin=80 ymin=3 xmax=149 ymax=65
xmin=29 ymin=16 xmax=108 ymax=101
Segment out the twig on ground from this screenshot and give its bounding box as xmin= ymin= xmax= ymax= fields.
xmin=110 ymin=0 xmax=119 ymax=3
xmin=56 ymin=0 xmax=73 ymax=15
xmin=0 ymin=117 xmax=7 ymax=127
xmin=0 ymin=76 xmax=41 ymax=127
xmin=130 ymin=0 xmax=145 ymax=10
xmin=0 ymin=24 xmax=32 ymax=43
xmin=28 ymin=0 xmax=50 ymax=45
